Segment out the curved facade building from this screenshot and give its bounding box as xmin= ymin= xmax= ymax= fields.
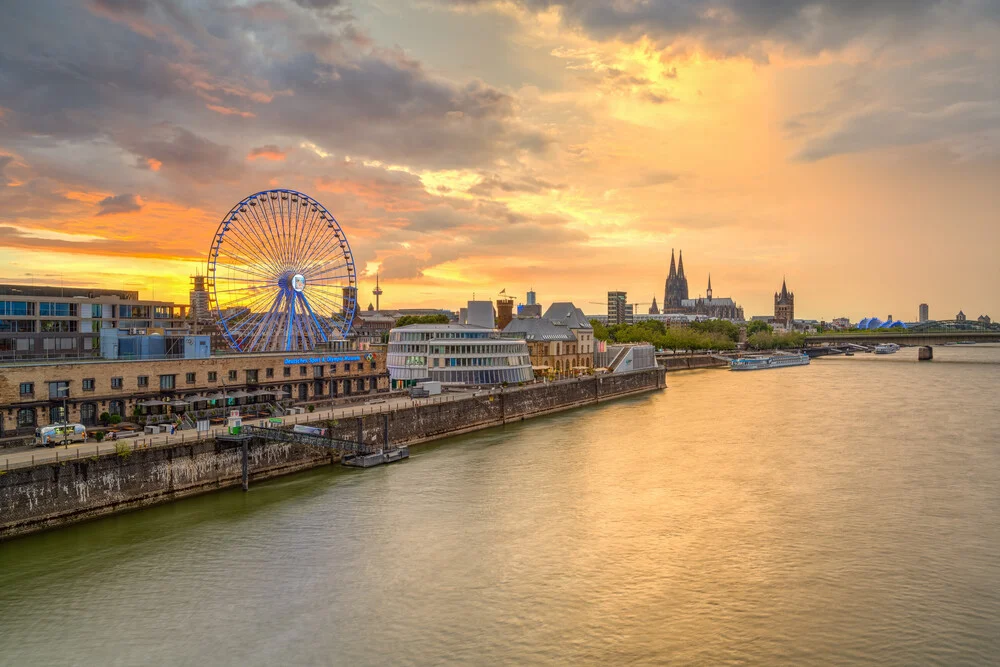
xmin=387 ymin=324 xmax=534 ymax=388
xmin=857 ymin=316 xmax=907 ymax=330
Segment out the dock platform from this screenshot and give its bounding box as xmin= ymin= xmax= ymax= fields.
xmin=342 ymin=446 xmax=409 ymax=468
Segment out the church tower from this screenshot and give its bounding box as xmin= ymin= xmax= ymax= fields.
xmin=706 ymin=274 xmax=712 ymax=301
xmin=774 ymin=278 xmax=795 ymax=327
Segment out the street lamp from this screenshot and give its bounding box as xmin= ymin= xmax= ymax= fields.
xmin=56 ymin=386 xmax=69 ymax=449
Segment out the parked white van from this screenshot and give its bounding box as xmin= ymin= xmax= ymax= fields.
xmin=35 ymin=424 xmax=88 ymax=447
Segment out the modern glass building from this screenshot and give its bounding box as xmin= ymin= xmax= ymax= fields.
xmin=387 ymin=324 xmax=534 ymax=388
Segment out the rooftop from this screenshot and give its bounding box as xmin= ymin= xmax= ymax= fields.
xmin=501 ymin=317 xmax=576 ymax=342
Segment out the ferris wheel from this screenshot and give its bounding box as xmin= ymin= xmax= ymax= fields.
xmin=207 ymin=188 xmax=357 ymax=353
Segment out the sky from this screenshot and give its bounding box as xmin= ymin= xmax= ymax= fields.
xmin=0 ymin=0 xmax=998 ymax=322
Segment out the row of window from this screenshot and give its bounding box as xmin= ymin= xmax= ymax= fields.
xmin=38 ymin=302 xmax=77 ymax=317
xmin=16 ymin=363 xmax=381 ymax=398
xmin=390 ymin=331 xmax=493 ymax=342
xmin=389 ymin=343 xmax=527 ymax=355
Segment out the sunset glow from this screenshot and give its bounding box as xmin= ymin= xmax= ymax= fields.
xmin=1 ymin=0 xmax=997 ymax=319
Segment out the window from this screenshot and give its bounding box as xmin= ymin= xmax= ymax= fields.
xmin=313 ymin=366 xmax=324 ymax=378
xmin=186 ymin=372 xmax=196 ymax=384
xmin=138 ymin=375 xmax=149 ymax=388
xmin=38 ymin=302 xmax=75 ymax=317
xmin=266 ymin=368 xmax=274 ymax=379
xmin=19 ymin=382 xmax=33 ymax=396
xmin=283 ymin=367 xmax=291 ymax=378
xmin=228 ymin=370 xmax=237 ymax=382
xmin=330 ymin=364 xmax=338 ymax=373
xmin=208 ymin=371 xmax=217 ymax=382
xmin=49 ymin=405 xmax=66 ymax=424
xmin=160 ymin=375 xmax=176 ymax=390
xmin=108 ymin=400 xmax=124 ymax=417
xmin=0 ymin=301 xmax=32 ymax=316
xmin=82 ymin=378 xmax=95 ymax=391
xmin=300 ymin=366 xmax=307 ymax=377
xmin=48 ymin=381 xmax=69 ymax=399
xmin=370 ymin=361 xmax=377 ymax=370
xmin=111 ymin=377 xmax=123 ymax=389
xmin=17 ymin=408 xmax=36 ymax=428
xmin=246 ymin=369 xmax=259 ymax=384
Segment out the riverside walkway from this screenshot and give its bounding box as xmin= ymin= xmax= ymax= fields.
xmin=0 ymin=391 xmax=480 ymax=471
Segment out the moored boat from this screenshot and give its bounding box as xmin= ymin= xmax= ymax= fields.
xmin=730 ymin=353 xmax=810 ymax=371
xmin=874 ymin=343 xmax=899 ymax=355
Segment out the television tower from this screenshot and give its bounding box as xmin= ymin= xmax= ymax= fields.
xmin=372 ymin=272 xmax=383 ymax=312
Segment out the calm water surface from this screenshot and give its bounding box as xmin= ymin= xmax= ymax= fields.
xmin=2 ymin=345 xmax=999 ymax=666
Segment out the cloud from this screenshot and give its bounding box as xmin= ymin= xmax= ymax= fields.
xmin=96 ymin=193 xmax=143 ymax=216
xmin=0 ymin=156 xmax=12 ymax=186
xmin=467 ymin=173 xmax=564 ymax=196
xmin=248 ymin=145 xmax=287 ymax=161
xmin=120 ymin=123 xmax=243 ymax=180
xmin=456 ymin=0 xmax=981 ymax=58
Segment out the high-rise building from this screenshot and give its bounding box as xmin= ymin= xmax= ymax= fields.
xmin=607 ymin=290 xmax=627 ymax=325
xmin=496 ymin=298 xmax=514 ymax=330
xmin=774 ymin=279 xmax=795 ymax=326
xmin=663 ymin=249 xmax=689 ymax=309
xmin=526 ymin=290 xmax=537 ymax=306
xmin=919 ymin=303 xmax=929 ymax=322
xmin=189 ymin=274 xmax=209 ymax=321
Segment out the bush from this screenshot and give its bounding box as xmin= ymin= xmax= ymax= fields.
xmin=115 ymin=441 xmax=131 ymax=459
xmin=307 ymin=404 xmax=315 ymax=413
xmin=99 ymin=411 xmax=112 ymax=426
xmin=109 ymin=414 xmax=122 ymax=425
xmin=94 ymin=431 xmax=106 ymax=442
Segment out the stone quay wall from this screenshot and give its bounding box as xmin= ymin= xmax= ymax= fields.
xmin=658 ymin=354 xmax=729 ymax=371
xmin=0 ymin=369 xmax=664 ymax=540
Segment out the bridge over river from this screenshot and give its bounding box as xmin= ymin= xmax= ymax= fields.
xmin=804 ymin=331 xmax=1000 ymax=347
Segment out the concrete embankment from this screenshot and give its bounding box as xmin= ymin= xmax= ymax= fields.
xmin=0 ymin=368 xmax=664 ymax=540
xmin=659 ymin=354 xmax=730 ymax=371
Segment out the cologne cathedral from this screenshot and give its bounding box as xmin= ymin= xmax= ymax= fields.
xmin=661 ymin=249 xmax=745 ymax=320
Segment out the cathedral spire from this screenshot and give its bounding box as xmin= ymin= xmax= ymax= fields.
xmin=706 ymin=273 xmax=712 ymax=300
xmin=668 ymin=249 xmax=676 ymax=278
xmin=678 ymin=249 xmax=685 ymax=278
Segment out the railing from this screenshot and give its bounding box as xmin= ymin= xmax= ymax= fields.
xmin=1 ymin=373 xmax=659 ymax=472
xmin=242 ymin=425 xmax=367 ymax=455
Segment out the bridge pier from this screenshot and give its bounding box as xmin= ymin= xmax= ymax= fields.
xmin=919 ymin=346 xmax=933 ymax=361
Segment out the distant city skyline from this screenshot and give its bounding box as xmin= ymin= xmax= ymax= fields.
xmin=1 ymin=1 xmax=997 ymax=321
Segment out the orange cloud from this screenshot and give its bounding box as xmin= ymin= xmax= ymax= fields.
xmin=145 ymin=157 xmax=162 ymax=171
xmin=207 ymin=104 xmax=255 ymax=118
xmin=247 ymin=145 xmax=286 ymax=161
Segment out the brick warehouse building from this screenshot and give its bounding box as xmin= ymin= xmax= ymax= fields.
xmin=0 ymin=348 xmax=389 ymax=438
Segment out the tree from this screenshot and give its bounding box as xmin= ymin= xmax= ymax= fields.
xmin=747 ymin=320 xmax=773 ymax=335
xmin=99 ymin=411 xmax=111 ymax=426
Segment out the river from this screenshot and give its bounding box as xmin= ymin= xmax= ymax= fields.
xmin=2 ymin=345 xmax=999 ymax=665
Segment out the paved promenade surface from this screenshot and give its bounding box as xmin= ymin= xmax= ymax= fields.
xmin=1 ymin=391 xmax=481 ymax=471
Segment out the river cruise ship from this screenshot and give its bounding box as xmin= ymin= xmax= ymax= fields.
xmin=874 ymin=343 xmax=900 ymax=355
xmin=730 ymin=353 xmax=810 ymax=371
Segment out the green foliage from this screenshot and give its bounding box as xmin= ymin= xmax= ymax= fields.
xmin=688 ymin=319 xmax=741 ymax=342
xmin=307 ymin=404 xmax=315 ymax=413
xmin=591 ymin=319 xmax=737 ymax=352
xmin=109 ymin=415 xmax=122 ymax=425
xmin=94 ymin=431 xmax=106 ymax=442
xmin=590 ymin=319 xmax=609 ymax=342
xmin=115 ymin=441 xmax=131 ymax=459
xmin=748 ymin=331 xmax=807 ymax=350
xmin=99 ymin=411 xmax=112 ymax=426
xmin=747 ymin=320 xmax=773 ymax=335
xmin=395 ymin=314 xmax=450 ymax=328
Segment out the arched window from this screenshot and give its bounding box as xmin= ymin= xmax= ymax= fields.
xmin=109 ymin=400 xmax=124 ymax=417
xmin=17 ymin=408 xmax=36 ymax=428
xmin=80 ymin=402 xmax=98 ymax=426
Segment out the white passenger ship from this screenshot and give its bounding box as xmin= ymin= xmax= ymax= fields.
xmin=730 ymin=353 xmax=810 ymax=371
xmin=874 ymin=343 xmax=899 ymax=355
